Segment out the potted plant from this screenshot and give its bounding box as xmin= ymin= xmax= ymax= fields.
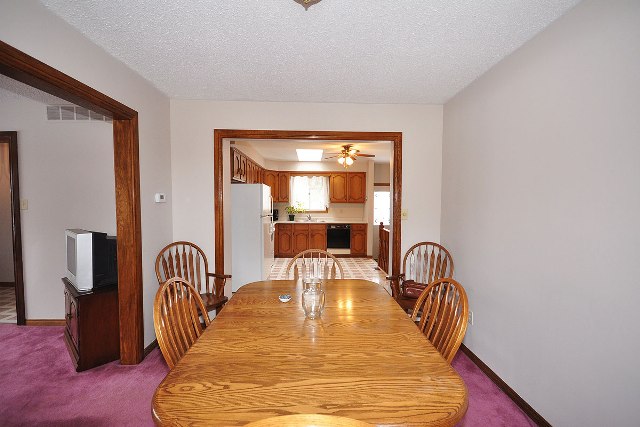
xmin=285 ymin=203 xmax=306 ymax=221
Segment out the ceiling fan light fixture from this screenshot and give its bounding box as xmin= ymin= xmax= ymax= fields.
xmin=293 ymin=0 xmax=323 ymax=10
xmin=338 ymin=156 xmax=345 ymax=165
xmin=345 ymin=156 xmax=354 ymax=166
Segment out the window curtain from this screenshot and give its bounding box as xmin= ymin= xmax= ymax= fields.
xmin=290 ymin=175 xmax=329 ymax=210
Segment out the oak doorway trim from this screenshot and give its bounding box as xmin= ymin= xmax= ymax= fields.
xmin=0 ymin=131 xmax=25 ymax=325
xmin=0 ymin=41 xmax=144 ymax=364
xmin=213 ymin=129 xmax=402 ymax=288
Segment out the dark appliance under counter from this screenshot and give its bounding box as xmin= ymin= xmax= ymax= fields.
xmin=327 ymin=224 xmax=351 ymax=249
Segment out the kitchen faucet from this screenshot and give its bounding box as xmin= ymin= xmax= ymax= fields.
xmin=307 ymin=214 xmax=312 ymax=221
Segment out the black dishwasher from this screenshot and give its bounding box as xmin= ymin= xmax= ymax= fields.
xmin=327 ymin=224 xmax=351 ymax=249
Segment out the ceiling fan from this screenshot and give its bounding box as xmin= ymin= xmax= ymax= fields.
xmin=324 ymin=144 xmax=375 ymax=168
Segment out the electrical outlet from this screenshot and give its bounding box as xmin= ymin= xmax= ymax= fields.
xmin=468 ymin=310 xmax=474 ymax=326
xmin=401 ymin=209 xmax=408 ymax=220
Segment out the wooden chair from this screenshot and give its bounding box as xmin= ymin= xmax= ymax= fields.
xmin=244 ymin=414 xmax=373 ymax=427
xmin=390 ymin=242 xmax=454 ymax=313
xmin=153 ymin=277 xmax=211 ymax=369
xmin=411 ymin=278 xmax=468 ymax=363
xmin=286 ymin=249 xmax=344 ymax=280
xmin=155 ymin=241 xmax=229 ymax=314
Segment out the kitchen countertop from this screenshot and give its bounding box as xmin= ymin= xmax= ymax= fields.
xmin=274 ymin=220 xmax=366 ymax=224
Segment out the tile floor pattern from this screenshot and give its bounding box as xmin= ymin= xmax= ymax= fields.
xmin=0 ymin=287 xmax=17 ymax=323
xmin=268 ymin=257 xmax=391 ymax=293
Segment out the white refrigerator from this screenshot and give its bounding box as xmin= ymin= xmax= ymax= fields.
xmin=231 ymin=184 xmax=274 ymax=292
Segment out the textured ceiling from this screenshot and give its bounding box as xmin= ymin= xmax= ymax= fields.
xmin=40 ymin=0 xmax=580 ymax=104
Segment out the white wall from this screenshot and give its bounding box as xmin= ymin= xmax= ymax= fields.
xmin=0 ymin=143 xmax=14 ymax=282
xmin=0 ymin=1 xmax=173 ymax=345
xmin=171 ymin=101 xmax=443 ymax=293
xmin=441 ymin=1 xmax=640 ymax=425
xmin=0 ymin=90 xmax=115 ymax=313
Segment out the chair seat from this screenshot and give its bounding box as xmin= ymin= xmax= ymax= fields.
xmin=403 ymin=280 xmax=427 ymax=299
xmin=395 ymin=295 xmax=418 ymax=313
xmin=200 ymin=293 xmax=229 ymax=311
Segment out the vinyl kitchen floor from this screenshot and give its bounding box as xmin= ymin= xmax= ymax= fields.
xmin=0 ymin=287 xmax=17 ymax=324
xmin=268 ymin=257 xmax=391 ymax=294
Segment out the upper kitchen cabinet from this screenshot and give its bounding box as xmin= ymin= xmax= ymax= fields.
xmin=347 ymin=172 xmax=366 ymax=203
xmin=231 ymin=148 xmax=246 ymax=183
xmin=329 ymin=173 xmax=348 ymax=203
xmin=277 ymin=172 xmax=290 ymax=203
xmin=264 ymin=170 xmax=278 ymax=197
xmin=330 ymin=172 xmax=366 ymax=203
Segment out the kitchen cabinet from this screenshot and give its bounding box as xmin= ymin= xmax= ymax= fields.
xmin=276 ymin=224 xmax=294 ymax=256
xmin=264 ymin=170 xmax=278 ymax=198
xmin=309 ymin=224 xmax=327 ymax=250
xmin=350 ymin=224 xmax=367 ymax=256
xmin=330 ymin=172 xmax=366 ymax=203
xmin=231 ymin=148 xmax=246 ymax=183
xmin=329 ymin=173 xmax=348 ymax=203
xmin=347 ymin=172 xmax=366 ymax=203
xmin=277 ymin=172 xmax=290 ymax=202
xmin=293 ymin=224 xmax=310 ymax=254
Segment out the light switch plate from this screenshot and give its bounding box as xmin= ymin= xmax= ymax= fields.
xmin=20 ymin=199 xmax=28 ymax=210
xmin=401 ymin=209 xmax=408 ymax=220
xmin=154 ymin=193 xmax=167 ymax=203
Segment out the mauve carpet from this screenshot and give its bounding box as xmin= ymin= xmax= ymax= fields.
xmin=0 ymin=325 xmax=535 ymax=426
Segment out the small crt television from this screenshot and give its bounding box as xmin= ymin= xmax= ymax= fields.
xmin=65 ymin=229 xmax=118 ymax=291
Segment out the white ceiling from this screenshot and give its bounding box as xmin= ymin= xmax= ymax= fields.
xmin=40 ymin=0 xmax=580 ymax=104
xmin=235 ymin=139 xmax=392 ymax=163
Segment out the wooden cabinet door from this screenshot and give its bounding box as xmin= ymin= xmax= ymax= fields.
xmin=231 ymin=149 xmax=244 ymax=182
xmin=309 ymin=224 xmax=327 ymax=250
xmin=350 ymin=224 xmax=367 ymax=256
xmin=239 ymin=155 xmax=247 ymax=183
xmin=276 ymin=224 xmax=294 ymax=257
xmin=347 ymin=172 xmax=366 ymax=203
xmin=277 ymin=172 xmax=290 ymax=202
xmin=293 ymin=224 xmax=310 ymax=254
xmin=64 ymin=288 xmax=79 ymax=349
xmin=264 ymin=170 xmax=278 ymax=198
xmin=330 ymin=173 xmax=348 ymax=203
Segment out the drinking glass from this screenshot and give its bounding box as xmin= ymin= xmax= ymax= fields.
xmin=302 ymin=287 xmax=325 ymax=319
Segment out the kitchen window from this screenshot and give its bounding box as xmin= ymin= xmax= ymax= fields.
xmin=374 ymin=191 xmax=391 ymax=225
xmin=290 ymin=175 xmax=329 ymax=212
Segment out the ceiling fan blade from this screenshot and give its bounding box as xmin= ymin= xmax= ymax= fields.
xmin=324 ymin=155 xmax=340 ymax=159
xmin=356 ymin=153 xmax=376 ymax=157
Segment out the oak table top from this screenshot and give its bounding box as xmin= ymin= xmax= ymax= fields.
xmin=152 ymin=279 xmax=468 ymax=426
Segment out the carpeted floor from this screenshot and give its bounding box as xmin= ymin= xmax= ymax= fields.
xmin=0 ymin=325 xmax=535 ymax=426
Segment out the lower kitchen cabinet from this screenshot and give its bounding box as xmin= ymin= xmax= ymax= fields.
xmin=276 ymin=224 xmax=294 ymax=256
xmin=309 ymin=224 xmax=327 ymax=250
xmin=293 ymin=224 xmax=310 ymax=253
xmin=350 ymin=224 xmax=367 ymax=256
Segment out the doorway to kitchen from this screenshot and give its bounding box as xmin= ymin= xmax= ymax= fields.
xmin=213 ymin=129 xmax=402 ymax=294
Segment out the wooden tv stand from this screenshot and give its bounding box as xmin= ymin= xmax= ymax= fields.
xmin=62 ymin=277 xmax=120 ymax=371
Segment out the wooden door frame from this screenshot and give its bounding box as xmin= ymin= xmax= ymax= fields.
xmin=213 ymin=129 xmax=402 ymax=288
xmin=0 ymin=131 xmax=25 ymax=325
xmin=0 ymin=41 xmax=144 ymax=364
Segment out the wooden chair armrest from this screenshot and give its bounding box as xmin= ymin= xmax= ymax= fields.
xmin=208 ymin=273 xmax=232 ymax=279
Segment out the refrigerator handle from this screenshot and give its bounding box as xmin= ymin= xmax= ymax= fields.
xmin=270 ymin=195 xmax=274 ymax=219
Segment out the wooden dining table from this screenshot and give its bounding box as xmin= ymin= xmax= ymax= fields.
xmin=152 ymin=279 xmax=468 ymax=426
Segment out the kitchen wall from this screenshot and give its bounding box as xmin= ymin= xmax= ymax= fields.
xmin=441 ymin=1 xmax=640 ymax=425
xmin=372 ymin=163 xmax=391 ymax=261
xmin=0 ymin=143 xmax=14 ymax=283
xmin=0 ymin=89 xmax=116 ymax=315
xmin=0 ymin=1 xmax=173 ymax=345
xmin=170 ymin=101 xmax=443 ymax=295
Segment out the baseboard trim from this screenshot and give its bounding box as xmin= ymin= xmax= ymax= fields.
xmin=144 ymin=339 xmax=158 ymax=358
xmin=460 ymin=344 xmax=551 ymax=427
xmin=25 ymin=319 xmax=65 ymax=326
